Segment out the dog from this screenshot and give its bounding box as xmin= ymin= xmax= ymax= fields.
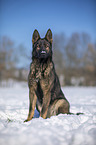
xmin=24 ymin=29 xmax=70 ymax=122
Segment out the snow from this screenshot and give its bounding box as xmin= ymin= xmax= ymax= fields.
xmin=0 ymin=84 xmax=96 ymax=145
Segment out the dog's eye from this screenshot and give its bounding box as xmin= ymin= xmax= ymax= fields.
xmin=37 ymin=46 xmax=40 ymax=50
xmin=37 ymin=44 xmax=40 ymax=50
xmin=46 ymin=44 xmax=49 ymax=48
xmin=46 ymin=46 xmax=49 ymax=51
xmin=46 ymin=44 xmax=49 ymax=47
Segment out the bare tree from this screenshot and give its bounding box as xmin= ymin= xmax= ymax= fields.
xmin=53 ymin=34 xmax=66 ymax=75
xmin=0 ymin=36 xmax=15 ymax=70
xmin=84 ymin=43 xmax=96 ymax=71
xmin=65 ymin=33 xmax=81 ymax=68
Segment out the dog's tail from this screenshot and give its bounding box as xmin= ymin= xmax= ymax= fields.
xmin=68 ymin=112 xmax=84 ymax=115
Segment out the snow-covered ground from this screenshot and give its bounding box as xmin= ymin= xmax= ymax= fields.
xmin=0 ymin=83 xmax=96 ymax=145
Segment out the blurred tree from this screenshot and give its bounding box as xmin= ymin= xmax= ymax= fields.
xmin=84 ymin=43 xmax=96 ymax=71
xmin=0 ymin=36 xmax=30 ymax=81
xmin=15 ymin=44 xmax=31 ymax=69
xmin=64 ymin=32 xmax=91 ymax=68
xmin=81 ymin=32 xmax=91 ymax=51
xmin=65 ymin=33 xmax=80 ymax=68
xmin=0 ymin=36 xmax=16 ymax=80
xmin=0 ymin=36 xmax=15 ymax=70
xmin=53 ymin=33 xmax=66 ymax=75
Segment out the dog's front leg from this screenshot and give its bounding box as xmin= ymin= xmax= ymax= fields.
xmin=40 ymin=64 xmax=53 ymax=119
xmin=40 ymin=88 xmax=51 ymax=119
xmin=24 ymin=86 xmax=37 ymax=122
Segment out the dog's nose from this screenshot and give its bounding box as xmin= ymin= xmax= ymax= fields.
xmin=41 ymin=50 xmax=46 ymax=54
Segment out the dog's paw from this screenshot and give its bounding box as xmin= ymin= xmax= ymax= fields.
xmin=24 ymin=119 xmax=28 ymax=123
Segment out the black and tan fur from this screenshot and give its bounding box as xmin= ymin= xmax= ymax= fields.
xmin=24 ymin=29 xmax=70 ymax=122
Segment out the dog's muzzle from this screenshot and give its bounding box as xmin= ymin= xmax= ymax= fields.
xmin=41 ymin=50 xmax=46 ymax=54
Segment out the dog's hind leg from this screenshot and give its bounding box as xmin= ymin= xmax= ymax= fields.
xmin=47 ymin=99 xmax=70 ymax=118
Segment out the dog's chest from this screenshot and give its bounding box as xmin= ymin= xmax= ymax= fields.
xmin=29 ymin=60 xmax=54 ymax=86
xmin=35 ymin=62 xmax=52 ymax=80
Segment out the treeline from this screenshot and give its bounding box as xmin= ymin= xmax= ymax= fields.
xmin=53 ymin=33 xmax=95 ymax=68
xmin=53 ymin=33 xmax=96 ymax=86
xmin=0 ymin=33 xmax=96 ymax=86
xmin=0 ymin=36 xmax=29 ymax=83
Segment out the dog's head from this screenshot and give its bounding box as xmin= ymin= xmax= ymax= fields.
xmin=32 ymin=29 xmax=53 ymax=60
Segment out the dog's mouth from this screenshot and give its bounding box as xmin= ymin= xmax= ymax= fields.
xmin=39 ymin=50 xmax=48 ymax=59
xmin=41 ymin=50 xmax=46 ymax=54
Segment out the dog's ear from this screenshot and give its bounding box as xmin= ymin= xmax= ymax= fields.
xmin=45 ymin=29 xmax=53 ymax=43
xmin=32 ymin=29 xmax=40 ymax=44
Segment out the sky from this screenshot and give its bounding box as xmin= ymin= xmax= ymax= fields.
xmin=0 ymin=0 xmax=96 ymax=50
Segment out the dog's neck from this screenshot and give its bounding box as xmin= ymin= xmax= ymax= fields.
xmin=32 ymin=57 xmax=52 ymax=72
xmin=33 ymin=57 xmax=52 ymax=64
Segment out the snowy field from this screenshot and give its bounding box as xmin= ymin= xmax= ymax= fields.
xmin=0 ymin=83 xmax=96 ymax=145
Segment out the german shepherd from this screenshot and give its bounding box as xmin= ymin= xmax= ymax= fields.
xmin=24 ymin=29 xmax=70 ymax=122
